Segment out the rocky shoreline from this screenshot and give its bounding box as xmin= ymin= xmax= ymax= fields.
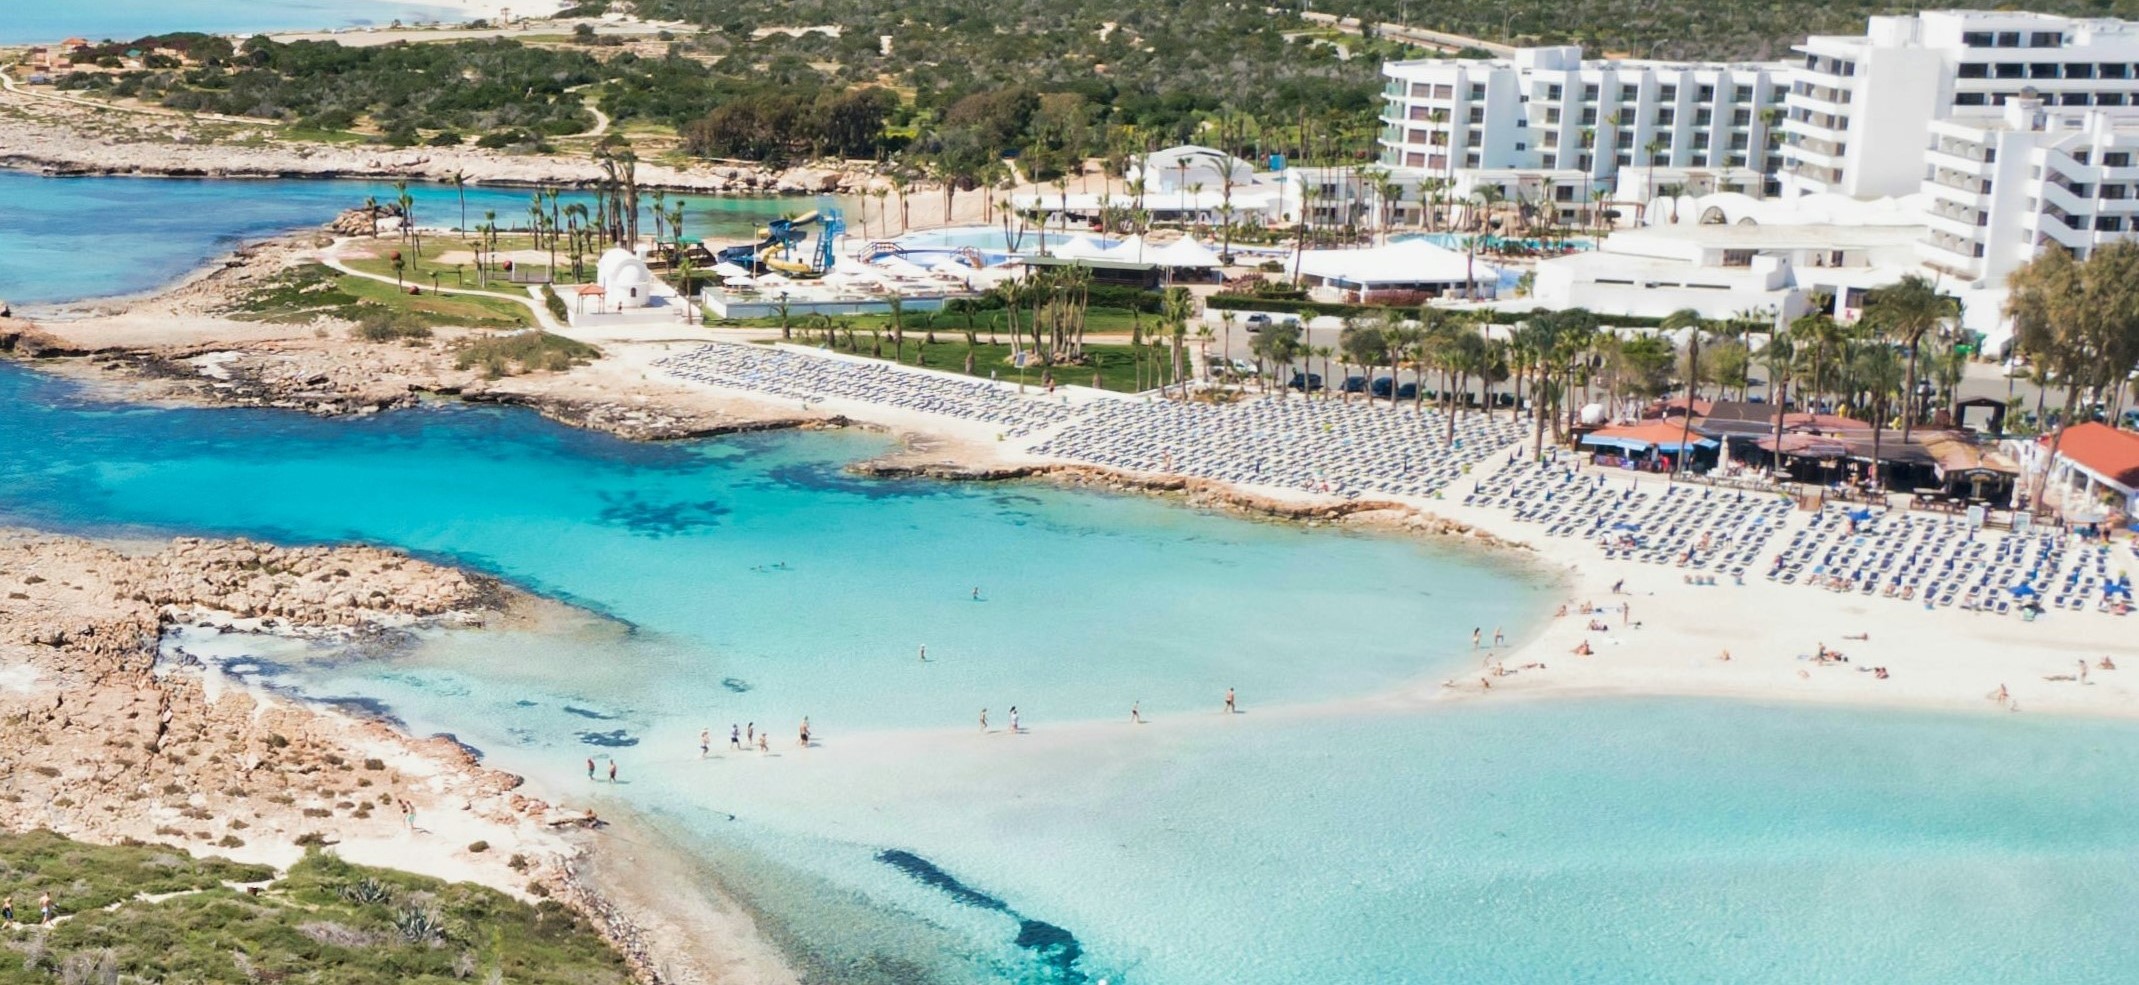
xmin=0 ymin=529 xmax=709 ymax=984
xmin=0 ymin=111 xmax=885 ymax=196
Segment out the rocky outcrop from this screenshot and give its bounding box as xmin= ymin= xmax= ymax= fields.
xmin=0 ymin=112 xmax=886 ymax=196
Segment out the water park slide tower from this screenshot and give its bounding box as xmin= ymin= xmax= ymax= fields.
xmin=715 ymin=199 xmax=845 ymax=277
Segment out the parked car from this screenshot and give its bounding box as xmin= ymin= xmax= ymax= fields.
xmin=1243 ymin=313 xmax=1274 ymax=332
xmin=1340 ymin=376 xmax=1368 ymax=394
xmin=1397 ymin=382 xmax=1420 ymax=400
xmin=1288 ymin=372 xmax=1324 ymax=392
xmin=1370 ymin=376 xmax=1395 ymax=398
xmin=1231 ymin=358 xmax=1257 ymax=376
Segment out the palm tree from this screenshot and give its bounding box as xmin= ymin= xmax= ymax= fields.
xmin=1661 ymin=308 xmax=1708 ymax=477
xmin=449 ymin=170 xmax=469 ymax=235
xmin=1850 ymin=338 xmax=1905 ymax=492
xmin=1162 ymin=286 xmax=1195 ymax=397
xmin=1339 ymin=318 xmax=1387 ymax=405
xmin=1643 ymin=137 xmax=1668 ymax=222
xmin=1789 ymin=310 xmax=1849 ymax=414
xmin=1863 ymin=273 xmax=1958 ymax=442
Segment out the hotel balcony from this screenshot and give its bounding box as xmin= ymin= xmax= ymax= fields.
xmin=1923 ymin=145 xmax=1995 ymax=177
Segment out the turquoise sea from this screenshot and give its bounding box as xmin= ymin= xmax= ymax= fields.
xmin=2 ymin=0 xmax=473 ymax=45
xmin=4 ymin=360 xmax=2139 ymax=983
xmin=0 ymin=172 xmax=805 ymax=307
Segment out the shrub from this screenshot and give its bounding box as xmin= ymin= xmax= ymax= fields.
xmin=542 ymin=285 xmax=570 ymax=323
xmin=353 ymin=306 xmax=434 ymax=342
xmin=455 ymin=332 xmax=599 ymax=377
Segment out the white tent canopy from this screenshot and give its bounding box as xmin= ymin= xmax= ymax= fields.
xmin=1295 ymin=239 xmax=1495 ymax=290
xmin=1049 ymin=235 xmax=1109 ymax=260
xmin=1148 ymin=236 xmax=1224 ymax=269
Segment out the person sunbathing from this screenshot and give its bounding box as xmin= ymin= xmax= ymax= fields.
xmin=1571 ymin=640 xmax=1593 ymax=656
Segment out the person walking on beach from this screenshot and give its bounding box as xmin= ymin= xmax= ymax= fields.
xmin=1130 ymin=701 xmax=1141 ymax=724
xmin=586 ymin=757 xmax=596 ymax=780
xmin=919 ymin=644 xmax=928 ymax=662
xmin=979 ymin=708 xmax=988 ymax=732
xmin=730 ymin=724 xmax=742 ymax=750
xmin=757 ymin=732 xmax=769 ymax=753
xmin=699 ymin=729 xmax=711 ymax=759
xmin=798 ymin=717 xmax=812 ymax=747
xmin=1224 ymin=688 xmax=1237 ymax=715
xmin=607 ymin=760 xmax=618 ymax=784
xmin=747 ymin=722 xmax=756 ymax=744
xmin=1008 ymin=706 xmax=1020 ymax=733
xmin=2079 ymin=659 xmax=2090 ymax=684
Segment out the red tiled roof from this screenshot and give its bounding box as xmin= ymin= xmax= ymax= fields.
xmin=2043 ymin=422 xmax=2139 ymax=490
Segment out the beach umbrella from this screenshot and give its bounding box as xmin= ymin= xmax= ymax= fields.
xmin=2105 ymin=582 xmax=2133 ymax=599
xmin=712 ymin=261 xmax=751 ymax=277
xmin=1847 ymin=508 xmax=1875 ymax=523
xmin=723 ymin=274 xmax=755 ymax=286
xmin=2008 ymin=584 xmax=2038 ymax=598
xmin=1612 ymin=521 xmax=1642 ymax=531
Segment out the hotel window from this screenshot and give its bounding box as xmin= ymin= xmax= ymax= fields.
xmin=2102 ymin=93 xmax=2129 ymax=107
xmin=1656 ymin=109 xmax=1675 ymax=125
xmin=1581 ymin=108 xmax=1597 ymax=125
xmin=1659 ymin=84 xmax=1678 ymax=101
xmin=2106 ymin=64 xmax=2132 ymax=79
xmin=2031 ymin=31 xmax=2063 ymax=47
xmin=2104 ymin=183 xmax=2129 ymax=199
xmin=1470 ymin=84 xmax=1485 ymax=99
xmin=1546 ymin=84 xmax=1563 ymax=100
xmin=1695 ymin=109 xmax=1712 ymax=126
xmin=2107 ymin=152 xmax=2132 ymax=167
xmin=1433 ymin=84 xmax=1454 ymax=98
xmin=2097 ymin=215 xmax=2125 ymax=231
xmin=1465 ymin=153 xmax=1481 ymax=167
xmin=1697 ymin=84 xmax=1714 ymax=101
xmin=1733 ymin=108 xmax=1751 ymax=126
xmin=2066 ymin=63 xmax=2096 ymax=79
xmin=1410 ymin=83 xmax=1431 ymax=98
xmin=1955 ymin=92 xmax=1989 ymax=106
xmin=1958 ymin=62 xmax=1989 ymax=79
xmin=1963 ymin=31 xmax=1994 ymax=47
xmin=1997 ymin=31 xmax=2022 ymax=47
xmin=1734 ymin=85 xmax=1752 ymax=102
xmin=1620 ymin=84 xmax=1639 ymax=101
xmin=2029 ymin=63 xmax=2060 ymax=79
xmin=1995 ymin=63 xmax=2025 ymax=79
xmin=2062 ymin=92 xmax=2090 ymax=106
xmin=1545 ymin=107 xmax=1561 ymax=124
xmin=1469 ymin=108 xmax=1484 ymax=124
xmin=1583 ymin=84 xmax=1599 ymax=100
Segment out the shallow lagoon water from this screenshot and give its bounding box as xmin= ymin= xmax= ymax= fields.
xmin=0 ymin=172 xmax=806 ymax=306
xmin=3 ymin=0 xmax=473 ymax=45
xmin=8 ymin=360 xmax=2139 ymax=983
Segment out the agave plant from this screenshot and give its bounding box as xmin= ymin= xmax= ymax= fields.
xmin=338 ymin=877 xmax=393 ymax=906
xmin=394 ymin=904 xmax=444 ymax=945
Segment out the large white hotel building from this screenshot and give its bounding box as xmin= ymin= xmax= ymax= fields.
xmin=1379 ymin=11 xmax=2139 ymax=289
xmin=1377 ymin=46 xmax=1791 ymax=195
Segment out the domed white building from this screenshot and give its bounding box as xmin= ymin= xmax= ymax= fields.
xmin=596 ymin=246 xmax=655 ymax=310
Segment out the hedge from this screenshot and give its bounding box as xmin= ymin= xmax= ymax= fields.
xmin=1203 ymin=293 xmax=1671 ymax=327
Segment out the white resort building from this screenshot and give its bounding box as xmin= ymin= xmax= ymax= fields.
xmin=1783 ymin=11 xmax=2139 ymax=198
xmin=1377 ymin=46 xmax=1791 ymax=197
xmin=1918 ymin=95 xmax=2139 ymax=287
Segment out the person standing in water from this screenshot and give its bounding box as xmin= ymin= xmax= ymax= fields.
xmin=972 ymin=587 xmax=982 ymax=601
xmin=1493 ymin=627 xmax=1506 ymax=647
xmin=699 ymin=728 xmax=710 ymax=759
xmin=1130 ymin=701 xmax=1141 ymax=724
xmin=1471 ymin=628 xmax=1481 ymax=649
xmin=919 ymin=644 xmax=928 ymax=662
xmin=586 ymin=757 xmax=596 ymax=780
xmin=746 ymin=722 xmax=755 ymax=744
xmin=607 ymin=760 xmax=618 ymax=784
xmin=979 ymin=708 xmax=989 ymax=732
xmin=1224 ymin=688 xmax=1237 ymax=714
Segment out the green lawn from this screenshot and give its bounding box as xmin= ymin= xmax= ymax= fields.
xmin=226 ymin=263 xmax=533 ymax=329
xmin=0 ymin=831 xmax=629 ymax=985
